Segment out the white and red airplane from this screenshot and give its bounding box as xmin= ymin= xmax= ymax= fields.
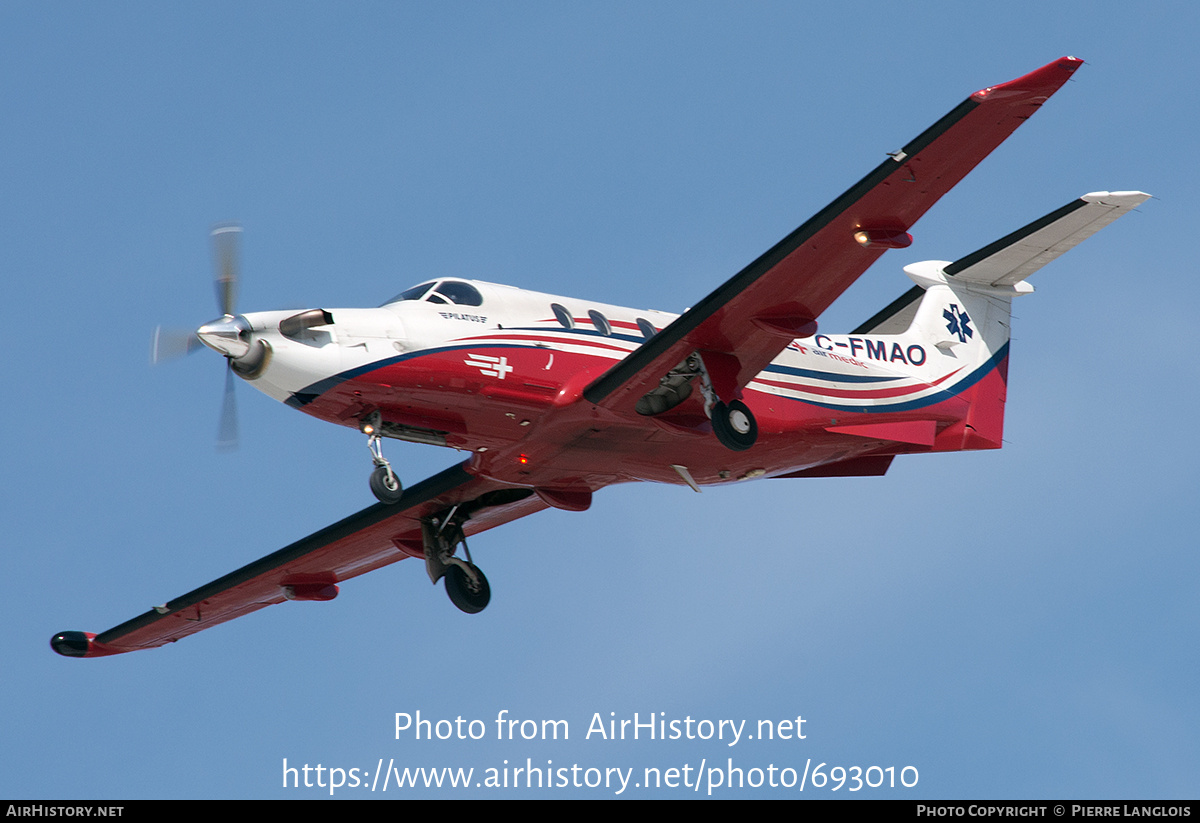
xmin=52 ymin=56 xmax=1147 ymax=658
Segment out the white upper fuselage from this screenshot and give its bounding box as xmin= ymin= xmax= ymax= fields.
xmin=231 ymin=278 xmax=676 ymax=406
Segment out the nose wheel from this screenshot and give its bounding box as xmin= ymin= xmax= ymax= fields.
xmin=362 ymin=412 xmax=404 ymax=504
xmin=369 ymin=464 xmax=403 ymax=504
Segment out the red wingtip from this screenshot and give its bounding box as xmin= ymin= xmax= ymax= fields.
xmin=971 ymin=56 xmax=1083 ymax=103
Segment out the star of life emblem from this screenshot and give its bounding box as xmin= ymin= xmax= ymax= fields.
xmin=464 ymin=353 xmax=513 ymax=379
xmin=943 ymin=304 xmax=973 ymax=344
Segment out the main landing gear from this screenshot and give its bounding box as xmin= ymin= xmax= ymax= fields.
xmin=423 ymin=510 xmax=491 ymax=614
xmin=694 ymin=354 xmax=758 ymax=452
xmin=711 ymin=399 xmax=758 ymax=451
xmin=635 ymin=351 xmax=760 ymax=452
xmin=444 ymin=563 xmax=491 ymax=614
xmin=362 ymin=412 xmax=403 ymax=504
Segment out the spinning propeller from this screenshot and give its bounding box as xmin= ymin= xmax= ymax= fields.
xmin=152 ymin=223 xmax=249 ymax=450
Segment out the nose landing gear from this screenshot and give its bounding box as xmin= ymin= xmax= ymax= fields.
xmin=362 ymin=412 xmax=403 ymax=504
xmin=369 ymin=464 xmax=403 ymax=504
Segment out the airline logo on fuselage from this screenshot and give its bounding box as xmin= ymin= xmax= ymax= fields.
xmin=464 ymin=354 xmax=513 ymax=379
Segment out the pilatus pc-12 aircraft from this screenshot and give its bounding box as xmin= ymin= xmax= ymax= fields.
xmin=53 ymin=57 xmax=1147 ymax=658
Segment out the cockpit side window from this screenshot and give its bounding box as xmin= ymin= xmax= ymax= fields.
xmin=383 ymin=281 xmax=435 ymax=305
xmin=431 ymin=281 xmax=483 ymax=307
xmin=382 ymin=280 xmax=483 ymax=308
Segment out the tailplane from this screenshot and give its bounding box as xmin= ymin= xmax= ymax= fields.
xmin=859 ymin=191 xmax=1149 ymax=449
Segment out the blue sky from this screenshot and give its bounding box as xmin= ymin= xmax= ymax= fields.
xmin=5 ymin=2 xmax=1196 ymax=799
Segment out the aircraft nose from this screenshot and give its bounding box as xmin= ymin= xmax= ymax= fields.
xmin=196 ymin=314 xmax=252 ymax=358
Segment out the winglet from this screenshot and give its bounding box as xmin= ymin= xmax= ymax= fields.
xmin=972 ymin=56 xmax=1083 ymax=102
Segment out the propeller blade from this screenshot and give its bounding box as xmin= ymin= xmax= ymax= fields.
xmin=211 ymin=223 xmax=242 ymax=317
xmin=151 ymin=326 xmax=203 ymax=364
xmin=217 ymin=361 xmax=239 ymax=452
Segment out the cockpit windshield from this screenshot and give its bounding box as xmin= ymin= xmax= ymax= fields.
xmin=382 ymin=280 xmax=483 ymax=307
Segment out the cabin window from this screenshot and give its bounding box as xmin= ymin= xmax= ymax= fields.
xmin=551 ymin=303 xmax=574 ymax=329
xmin=589 ymin=310 xmax=612 ymax=336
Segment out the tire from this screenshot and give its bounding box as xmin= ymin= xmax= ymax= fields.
xmin=369 ymin=466 xmax=404 ymax=504
xmin=711 ymin=399 xmax=757 ymax=451
xmin=444 ymin=563 xmax=491 ymax=614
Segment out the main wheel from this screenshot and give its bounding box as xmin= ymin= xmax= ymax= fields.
xmin=369 ymin=465 xmax=404 ymax=504
xmin=712 ymin=399 xmax=757 ymax=451
xmin=444 ymin=563 xmax=491 ymax=614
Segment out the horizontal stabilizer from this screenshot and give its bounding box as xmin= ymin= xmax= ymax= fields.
xmin=945 ymin=191 xmax=1150 ymax=287
xmin=826 ymin=420 xmax=937 ymax=447
xmin=775 ymin=455 xmax=894 ymax=478
xmin=854 ymin=191 xmax=1149 ymax=334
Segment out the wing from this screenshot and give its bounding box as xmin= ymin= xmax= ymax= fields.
xmin=583 ymin=57 xmax=1083 ymax=411
xmin=853 ymin=190 xmax=1152 ymax=334
xmin=50 ymin=463 xmax=549 ymax=658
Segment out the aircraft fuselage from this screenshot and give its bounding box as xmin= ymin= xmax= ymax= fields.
xmin=222 ymin=277 xmax=994 ymax=491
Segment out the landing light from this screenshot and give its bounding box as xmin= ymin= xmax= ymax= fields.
xmin=853 ymin=229 xmax=912 ymax=249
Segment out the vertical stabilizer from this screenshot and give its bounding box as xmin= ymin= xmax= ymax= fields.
xmin=899 ymin=263 xmax=1018 ymax=450
xmin=857 ymin=191 xmax=1149 ymax=450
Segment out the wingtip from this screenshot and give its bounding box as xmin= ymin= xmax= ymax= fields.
xmin=50 ymin=631 xmax=94 ymax=657
xmin=50 ymin=631 xmax=122 ymax=658
xmin=1080 ymin=191 xmax=1153 ymax=208
xmin=971 ymin=56 xmax=1084 ymax=103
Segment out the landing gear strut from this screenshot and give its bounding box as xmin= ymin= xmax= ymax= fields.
xmin=423 ymin=509 xmax=491 ymax=614
xmin=693 ymin=355 xmax=758 ymax=451
xmin=362 ymin=411 xmax=403 ymax=504
xmin=634 ymin=350 xmax=759 ymax=451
